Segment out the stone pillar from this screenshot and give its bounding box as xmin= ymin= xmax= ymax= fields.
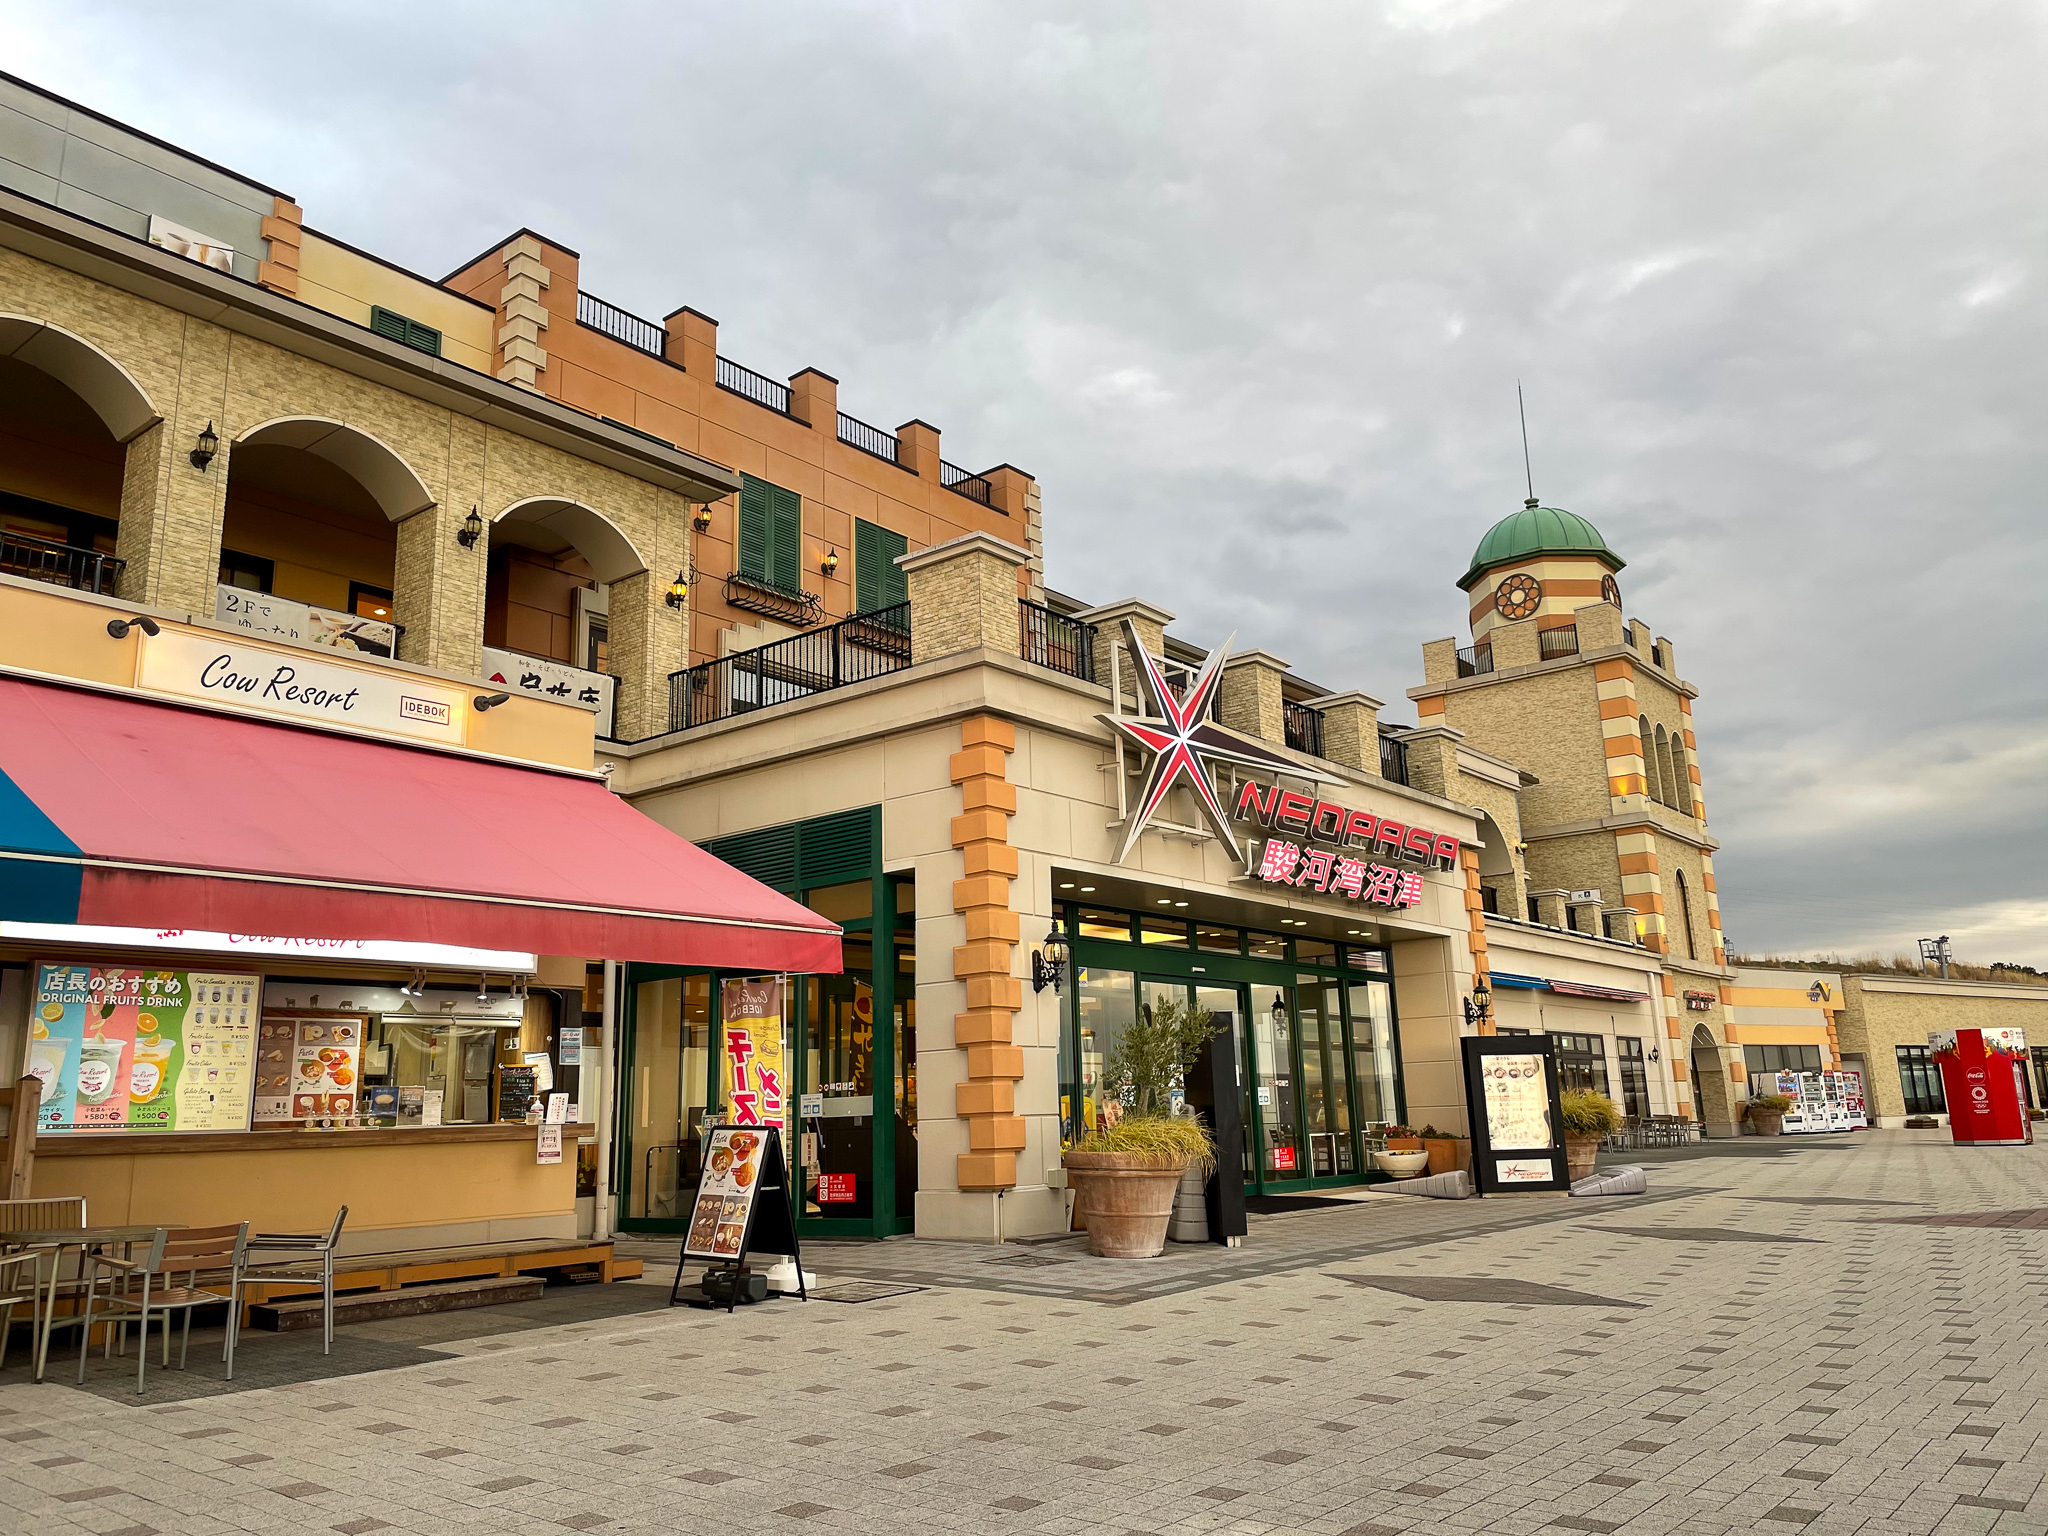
xmin=1530 ymin=888 xmax=1570 ymax=929
xmin=1574 ymin=599 xmax=1624 ymax=652
xmin=896 ymin=420 xmax=940 ymax=481
xmin=1421 ymin=637 xmax=1459 ymax=686
xmin=664 ymin=306 xmax=717 ymax=375
xmin=115 ymin=323 xmax=230 ymax=615
xmin=1072 ymin=598 xmax=1173 ymax=706
xmin=951 ymin=716 xmax=1024 ymax=1190
xmin=1601 ymin=907 xmax=1640 ymax=944
xmin=392 ymin=417 xmax=483 ymax=674
xmin=788 ymin=368 xmax=837 ymax=430
xmin=1021 ymin=476 xmax=1044 ymax=600
xmin=1218 ymin=649 xmax=1288 ymax=743
xmin=494 ymin=235 xmax=552 ymax=392
xmin=606 ymin=488 xmax=692 ymax=740
xmin=1308 ymin=691 xmax=1385 ymax=774
xmin=1489 ymin=618 xmax=1542 ymax=670
xmin=1390 ymin=935 xmax=1470 ymax=1136
xmin=258 ymin=196 xmax=303 ymax=297
xmin=898 ymin=532 xmax=1030 ymax=665
xmin=982 ymin=465 xmax=1031 ymax=520
xmin=1613 ymin=825 xmax=1668 ymax=955
xmin=1397 ymin=724 xmax=1465 ymax=799
xmin=1567 ymin=895 xmax=1605 ymax=935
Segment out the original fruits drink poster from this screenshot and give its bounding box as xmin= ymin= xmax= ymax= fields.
xmin=30 ymin=962 xmax=259 ymax=1133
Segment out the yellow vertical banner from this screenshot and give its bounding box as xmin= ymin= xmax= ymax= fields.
xmin=722 ymin=976 xmax=787 ymax=1133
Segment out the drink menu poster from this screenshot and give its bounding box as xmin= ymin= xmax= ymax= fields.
xmin=30 ymin=962 xmax=259 ymax=1134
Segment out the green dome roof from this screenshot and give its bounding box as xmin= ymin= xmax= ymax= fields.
xmin=1457 ymin=499 xmax=1624 ymax=591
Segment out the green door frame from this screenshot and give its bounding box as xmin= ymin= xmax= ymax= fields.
xmin=1064 ymin=913 xmax=1406 ymax=1197
xmin=613 ymin=856 xmax=911 ymax=1243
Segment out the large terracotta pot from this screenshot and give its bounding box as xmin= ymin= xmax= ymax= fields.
xmin=1564 ymin=1134 xmax=1602 ymax=1182
xmin=1750 ymin=1112 xmax=1783 ymax=1137
xmin=1063 ymin=1152 xmax=1188 ymax=1258
xmin=1422 ymin=1137 xmax=1471 ymax=1177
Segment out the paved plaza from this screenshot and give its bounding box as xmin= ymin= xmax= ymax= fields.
xmin=4 ymin=1129 xmax=2046 ymax=1535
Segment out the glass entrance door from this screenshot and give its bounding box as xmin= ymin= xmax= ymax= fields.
xmin=623 ymin=973 xmax=712 ymax=1223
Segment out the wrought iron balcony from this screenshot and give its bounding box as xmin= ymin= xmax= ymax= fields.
xmin=1378 ymin=733 xmax=1409 ymax=785
xmin=669 ymin=602 xmax=912 ymax=731
xmin=1020 ymin=599 xmax=1095 ymax=681
xmin=941 ymin=459 xmax=994 ymax=505
xmin=1538 ymin=624 xmax=1580 ymax=661
xmin=716 ymin=356 xmax=792 ymax=415
xmin=2 ymin=529 xmax=123 ymax=595
xmin=722 ymin=570 xmax=824 ymax=627
xmin=1284 ymin=699 xmax=1324 ymax=757
xmin=837 ymin=411 xmax=900 ymax=466
xmin=576 ymin=292 xmax=665 ymax=358
xmin=1456 ymin=642 xmax=1493 ymax=678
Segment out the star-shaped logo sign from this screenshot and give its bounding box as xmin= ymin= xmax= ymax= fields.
xmin=1100 ymin=618 xmax=1324 ymax=868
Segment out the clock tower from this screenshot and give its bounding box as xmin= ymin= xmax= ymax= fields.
xmin=1409 ymin=497 xmax=1742 ymax=1132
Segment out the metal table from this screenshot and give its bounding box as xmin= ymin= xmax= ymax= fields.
xmin=5 ymin=1225 xmax=174 ymax=1382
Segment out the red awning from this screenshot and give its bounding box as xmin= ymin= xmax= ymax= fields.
xmin=0 ymin=677 xmax=841 ymax=971
xmin=1546 ymin=980 xmax=1651 ymax=1003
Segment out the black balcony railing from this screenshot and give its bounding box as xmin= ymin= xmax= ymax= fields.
xmin=1622 ymin=626 xmax=1638 ymax=649
xmin=2 ymin=530 xmax=123 ymax=595
xmin=1538 ymin=624 xmax=1580 ymax=662
xmin=577 ymin=292 xmax=665 ymax=357
xmin=837 ymin=412 xmax=900 ymax=465
xmin=716 ymin=356 xmax=791 ymax=415
xmin=1284 ymin=700 xmax=1324 ymax=757
xmin=1455 ymin=643 xmax=1493 ymax=678
xmin=668 ymin=602 xmax=911 ymax=731
xmin=1378 ymin=733 xmax=1409 ymax=785
xmin=941 ymin=459 xmax=994 ymax=505
xmin=1650 ymin=642 xmax=1666 ymax=668
xmin=1020 ymin=599 xmax=1095 ymax=681
xmin=722 ymin=570 xmax=823 ymax=627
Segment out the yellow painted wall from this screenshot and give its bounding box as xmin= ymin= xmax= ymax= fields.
xmin=295 ymin=233 xmax=496 ymax=375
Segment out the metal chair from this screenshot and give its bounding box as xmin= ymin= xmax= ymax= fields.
xmin=77 ymin=1223 xmax=249 ymax=1393
xmin=0 ymin=1194 xmax=86 ymax=1381
xmin=0 ymin=1247 xmax=39 ymax=1370
xmin=242 ymin=1206 xmax=348 ymax=1354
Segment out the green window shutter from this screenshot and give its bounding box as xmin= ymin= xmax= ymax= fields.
xmin=737 ymin=475 xmax=771 ymax=582
xmin=855 ymin=519 xmax=908 ymax=614
xmin=369 ymin=306 xmax=441 ymax=357
xmin=769 ymin=483 xmax=801 ymax=592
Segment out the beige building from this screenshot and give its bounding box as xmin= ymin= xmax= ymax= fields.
xmin=1825 ymin=973 xmax=2048 ymax=1127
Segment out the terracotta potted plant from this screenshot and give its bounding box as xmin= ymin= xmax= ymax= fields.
xmin=1558 ymin=1088 xmax=1622 ymax=1181
xmin=1745 ymin=1093 xmax=1792 ymax=1137
xmin=1417 ymin=1124 xmax=1471 ymax=1178
xmin=1063 ymin=997 xmax=1218 ymax=1258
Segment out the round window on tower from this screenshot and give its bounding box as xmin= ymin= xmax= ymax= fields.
xmin=1602 ymin=573 xmax=1622 ymax=609
xmin=1493 ymin=573 xmax=1542 ymax=621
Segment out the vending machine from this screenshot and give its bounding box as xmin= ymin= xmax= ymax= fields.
xmin=1932 ymin=1029 xmax=2034 ymax=1147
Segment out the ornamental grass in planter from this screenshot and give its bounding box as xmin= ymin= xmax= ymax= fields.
xmin=1065 ymin=997 xmax=1218 ymax=1258
xmin=1745 ymin=1092 xmax=1793 ymax=1137
xmin=1558 ymin=1088 xmax=1622 ymax=1181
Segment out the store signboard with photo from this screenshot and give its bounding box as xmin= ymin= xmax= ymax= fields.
xmin=215 ymin=588 xmax=398 ymax=657
xmin=1459 ymin=1034 xmax=1568 ymax=1194
xmin=254 ymin=1017 xmax=363 ymax=1122
xmin=31 ymin=961 xmax=259 ymax=1133
xmin=683 ymin=1126 xmax=770 ymax=1261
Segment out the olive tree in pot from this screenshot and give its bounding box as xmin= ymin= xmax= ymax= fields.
xmin=1064 ymin=997 xmax=1218 ymax=1258
xmin=1745 ymin=1093 xmax=1792 ymax=1136
xmin=1558 ymin=1088 xmax=1622 ymax=1181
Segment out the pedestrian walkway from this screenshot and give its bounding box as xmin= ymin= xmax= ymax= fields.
xmin=2 ymin=1129 xmax=2042 ymax=1535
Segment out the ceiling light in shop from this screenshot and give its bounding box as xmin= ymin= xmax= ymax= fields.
xmin=1059 ymin=883 xmax=1074 ymax=889
xmin=1079 ymin=886 xmax=1095 ymax=893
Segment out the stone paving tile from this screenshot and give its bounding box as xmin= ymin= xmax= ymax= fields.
xmin=6 ymin=1132 xmax=2048 ymax=1535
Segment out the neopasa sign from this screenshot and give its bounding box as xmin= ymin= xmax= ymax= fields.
xmin=1232 ymin=781 xmax=1461 ymax=911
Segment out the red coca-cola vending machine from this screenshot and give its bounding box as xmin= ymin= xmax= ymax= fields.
xmin=1932 ymin=1029 xmax=2034 ymax=1147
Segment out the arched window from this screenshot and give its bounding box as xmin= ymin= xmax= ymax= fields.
xmin=1637 ymin=716 xmax=1653 ymax=800
xmin=1675 ymin=869 xmax=1698 ymax=960
xmin=1672 ymin=739 xmax=1694 ymax=815
xmin=1661 ymin=731 xmax=1682 ymax=811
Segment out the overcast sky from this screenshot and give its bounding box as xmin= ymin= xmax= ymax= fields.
xmin=11 ymin=1 xmax=2042 ymax=965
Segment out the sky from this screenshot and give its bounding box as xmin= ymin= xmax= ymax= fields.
xmin=7 ymin=0 xmax=2042 ymax=965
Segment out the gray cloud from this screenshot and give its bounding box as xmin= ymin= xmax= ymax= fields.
xmin=12 ymin=0 xmax=2042 ymax=961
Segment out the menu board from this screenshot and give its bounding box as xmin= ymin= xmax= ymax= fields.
xmin=30 ymin=962 xmax=259 ymax=1134
xmin=498 ymin=1065 xmax=538 ymax=1121
xmin=1478 ymin=1052 xmax=1552 ymax=1151
xmin=683 ymin=1126 xmax=769 ymax=1261
xmin=253 ymin=1016 xmax=363 ymax=1122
